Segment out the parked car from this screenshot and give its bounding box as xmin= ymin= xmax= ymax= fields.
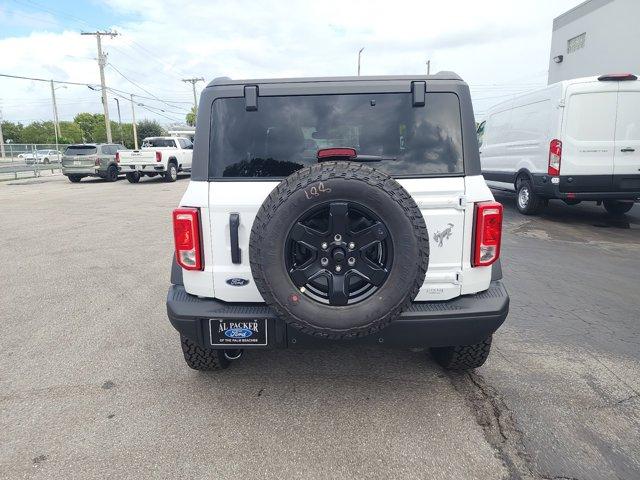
xmin=166 ymin=74 xmax=509 ymax=372
xmin=61 ymin=143 xmax=125 ymax=183
xmin=479 ymin=73 xmax=640 ymax=215
xmin=23 ymin=150 xmax=62 ymax=164
xmin=116 ymin=136 xmax=193 ymax=183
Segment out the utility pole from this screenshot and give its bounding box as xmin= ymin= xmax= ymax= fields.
xmin=182 ymin=77 xmax=204 ymax=115
xmin=357 ymin=47 xmax=364 ymax=76
xmin=426 ymin=59 xmax=431 ymax=75
xmin=130 ymin=94 xmax=138 ymax=150
xmin=0 ymin=106 xmax=5 ymax=159
xmin=82 ymin=30 xmax=118 ymax=143
xmin=113 ymin=98 xmax=123 ymax=144
xmin=50 ymin=80 xmax=61 ymax=153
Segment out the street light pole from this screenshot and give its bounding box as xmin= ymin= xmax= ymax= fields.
xmin=113 ymin=97 xmax=123 ymax=144
xmin=130 ymin=94 xmax=138 ymax=150
xmin=0 ymin=106 xmax=5 ymax=159
xmin=426 ymin=59 xmax=431 ymax=75
xmin=357 ymin=47 xmax=364 ymax=76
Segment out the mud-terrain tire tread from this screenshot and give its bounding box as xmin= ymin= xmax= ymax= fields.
xmin=180 ymin=335 xmax=230 ymax=371
xmin=249 ymin=161 xmax=429 ymax=340
xmin=431 ymin=336 xmax=492 ymax=371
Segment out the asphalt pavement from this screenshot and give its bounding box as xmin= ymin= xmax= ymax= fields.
xmin=0 ymin=174 xmax=638 ymax=479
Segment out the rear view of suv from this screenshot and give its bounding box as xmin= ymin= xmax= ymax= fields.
xmin=62 ymin=143 xmax=125 ymax=183
xmin=166 ymin=74 xmax=509 ymax=372
xmin=480 ymin=73 xmax=640 ymax=215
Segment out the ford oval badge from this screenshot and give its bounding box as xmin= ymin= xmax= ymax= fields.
xmin=225 ymin=328 xmax=254 ymax=339
xmin=226 ymin=278 xmax=250 ymax=287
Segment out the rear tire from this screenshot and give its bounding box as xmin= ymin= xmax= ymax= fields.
xmin=180 ymin=335 xmax=230 ymax=371
xmin=165 ymin=162 xmax=178 ymax=182
xmin=106 ymin=165 xmax=119 ymax=182
xmin=603 ymin=200 xmax=634 ymax=215
xmin=430 ymin=336 xmax=492 ymax=371
xmin=126 ymin=172 xmax=141 ymax=183
xmin=68 ymin=175 xmax=82 ymax=183
xmin=515 ymin=177 xmax=546 ymax=215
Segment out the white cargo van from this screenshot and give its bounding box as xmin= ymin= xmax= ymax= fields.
xmin=479 ymin=73 xmax=640 ymax=215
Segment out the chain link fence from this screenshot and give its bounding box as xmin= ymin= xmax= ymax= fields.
xmin=0 ymin=144 xmax=70 ymax=180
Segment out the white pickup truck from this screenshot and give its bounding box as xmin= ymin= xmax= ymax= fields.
xmin=117 ymin=136 xmax=193 ymax=183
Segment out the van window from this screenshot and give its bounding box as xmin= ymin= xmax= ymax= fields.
xmin=209 ymin=92 xmax=463 ymax=178
xmin=616 ymin=92 xmax=640 ymax=141
xmin=566 ymin=92 xmax=617 ymax=141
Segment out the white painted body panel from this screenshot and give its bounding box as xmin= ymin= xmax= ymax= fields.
xmin=179 ymin=175 xmax=495 ymax=303
xmin=480 ymin=76 xmax=640 ymax=184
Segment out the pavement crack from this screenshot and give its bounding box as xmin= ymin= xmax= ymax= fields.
xmin=448 ymin=371 xmax=582 ymax=480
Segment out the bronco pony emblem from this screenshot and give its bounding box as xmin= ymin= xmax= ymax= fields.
xmin=433 ymin=223 xmax=454 ymax=247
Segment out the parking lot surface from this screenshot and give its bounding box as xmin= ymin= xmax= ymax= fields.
xmin=1 ymin=175 xmax=639 ymax=480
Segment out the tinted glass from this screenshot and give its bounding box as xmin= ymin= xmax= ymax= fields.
xmin=210 ymin=92 xmax=463 ymax=178
xmin=143 ymin=138 xmax=176 ymax=148
xmin=64 ymin=146 xmax=97 ymax=156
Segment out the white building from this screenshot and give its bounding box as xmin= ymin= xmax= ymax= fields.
xmin=548 ymin=0 xmax=640 ymax=84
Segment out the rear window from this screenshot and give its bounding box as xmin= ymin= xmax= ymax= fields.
xmin=64 ymin=146 xmax=97 ymax=156
xmin=209 ymin=92 xmax=463 ymax=178
xmin=142 ymin=138 xmax=176 ymax=148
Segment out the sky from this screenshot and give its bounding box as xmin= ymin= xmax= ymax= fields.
xmin=0 ymin=0 xmax=581 ymax=127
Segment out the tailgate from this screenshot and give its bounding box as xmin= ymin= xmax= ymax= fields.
xmin=119 ymin=150 xmax=157 ymax=165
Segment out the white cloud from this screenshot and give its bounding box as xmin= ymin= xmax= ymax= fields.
xmin=0 ymin=0 xmax=580 ymax=124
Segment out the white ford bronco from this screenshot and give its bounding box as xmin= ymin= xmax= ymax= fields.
xmin=167 ymin=74 xmax=509 ymax=371
xmin=117 ymin=136 xmax=193 ymax=183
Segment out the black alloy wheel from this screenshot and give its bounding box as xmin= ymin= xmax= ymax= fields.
xmin=285 ymin=201 xmax=393 ymax=306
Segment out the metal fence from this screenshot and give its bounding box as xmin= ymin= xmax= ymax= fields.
xmin=0 ymin=144 xmax=69 ymax=180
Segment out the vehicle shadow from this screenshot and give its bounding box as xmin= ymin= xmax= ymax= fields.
xmin=492 ymin=190 xmax=639 ymax=231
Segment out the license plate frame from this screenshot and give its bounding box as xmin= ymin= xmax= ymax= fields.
xmin=209 ymin=318 xmax=268 ymax=347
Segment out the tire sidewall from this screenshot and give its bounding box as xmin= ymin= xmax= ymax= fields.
xmin=251 ymin=165 xmax=428 ymax=337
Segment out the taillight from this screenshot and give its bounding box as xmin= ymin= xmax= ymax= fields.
xmin=94 ymin=158 xmax=100 ymax=166
xmin=548 ymin=139 xmax=562 ymax=176
xmin=172 ymin=208 xmax=202 ymax=271
xmin=115 ymin=152 xmax=120 ymax=163
xmin=156 ymin=151 xmax=162 ymax=162
xmin=473 ymin=201 xmax=503 ymax=267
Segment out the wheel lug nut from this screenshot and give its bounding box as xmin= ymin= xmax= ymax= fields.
xmin=348 ymin=242 xmax=355 ymax=250
xmin=334 ymin=234 xmax=342 ymax=242
xmin=321 ymin=257 xmax=329 ymax=267
xmin=321 ymin=242 xmax=328 ymax=250
xmin=347 ymin=257 xmax=356 ymax=266
xmin=335 ymin=265 xmax=342 ymax=272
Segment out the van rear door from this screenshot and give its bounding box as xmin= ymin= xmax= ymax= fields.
xmin=561 ymin=84 xmax=617 ymax=192
xmin=613 ymin=90 xmax=640 ymax=190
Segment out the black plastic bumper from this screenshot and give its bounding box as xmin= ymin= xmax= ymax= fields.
xmin=166 ymin=281 xmax=509 ymax=349
xmin=532 ymin=173 xmax=640 ymax=201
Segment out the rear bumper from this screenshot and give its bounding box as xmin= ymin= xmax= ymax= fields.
xmin=120 ymin=163 xmax=166 ymax=172
xmin=532 ymin=173 xmax=640 ymax=201
xmin=62 ymin=166 xmax=101 ymax=176
xmin=166 ymin=281 xmax=509 ymax=349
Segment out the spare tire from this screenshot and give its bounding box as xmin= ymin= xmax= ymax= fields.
xmin=249 ymin=161 xmax=429 ymax=339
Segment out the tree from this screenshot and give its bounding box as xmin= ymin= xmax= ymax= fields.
xmin=73 ymin=113 xmax=103 ymax=142
xmin=58 ymin=121 xmax=84 ymax=144
xmin=21 ymin=121 xmax=56 ymax=144
xmin=1 ymin=121 xmax=25 ymax=143
xmin=136 ymin=119 xmax=166 ymax=145
xmin=186 ymin=106 xmax=196 ymax=127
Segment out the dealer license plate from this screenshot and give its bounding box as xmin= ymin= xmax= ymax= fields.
xmin=209 ymin=318 xmax=268 ymax=346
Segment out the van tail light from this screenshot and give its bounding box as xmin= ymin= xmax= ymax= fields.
xmin=115 ymin=152 xmax=120 ymax=163
xmin=156 ymin=151 xmax=162 ymax=162
xmin=473 ymin=201 xmax=503 ymax=267
xmin=172 ymin=208 xmax=203 ymax=271
xmin=548 ymin=139 xmax=562 ymax=176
